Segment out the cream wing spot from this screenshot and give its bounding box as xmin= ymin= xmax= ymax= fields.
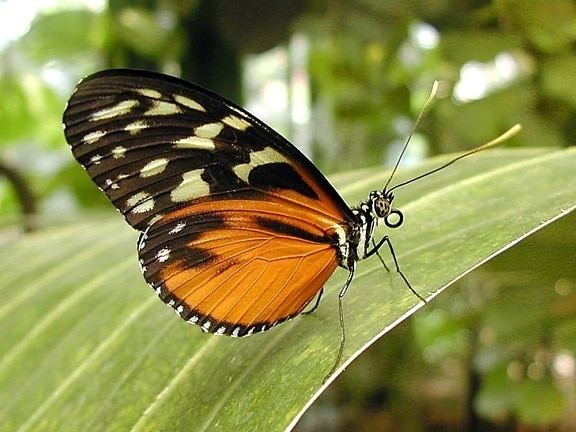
xmin=91 ymin=100 xmax=139 ymax=121
xmin=83 ymin=130 xmax=106 ymax=144
xmin=127 ymin=191 xmax=150 ymax=206
xmin=174 ymin=94 xmax=206 ymax=112
xmin=140 ymin=158 xmax=169 ymax=178
xmin=132 ymin=199 xmax=155 ymax=214
xmin=222 ymin=114 xmax=251 ymax=131
xmin=145 ymin=100 xmax=182 ymax=116
xmin=124 ymin=120 xmax=148 ymax=135
xmin=169 ymin=221 xmax=186 ymax=234
xmin=233 ymin=164 xmax=251 ymax=183
xmin=105 ymin=178 xmax=119 ymax=190
xmin=126 ymin=191 xmax=155 ymax=214
xmin=171 ymin=169 xmax=210 ymax=202
xmin=194 ymin=122 xmax=224 ymax=139
xmin=173 ymin=136 xmax=216 ymax=151
xmin=156 ymin=247 xmax=171 ymax=263
xmin=89 ymin=154 xmax=102 ymax=165
xmin=112 ymin=146 xmax=127 ymax=159
xmin=251 ymin=146 xmax=287 ymax=164
xmin=137 ymin=88 xmax=163 ymax=99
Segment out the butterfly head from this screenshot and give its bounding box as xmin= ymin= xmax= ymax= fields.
xmin=368 ymin=189 xmax=404 ymax=229
xmin=347 ymin=189 xmax=404 ymax=264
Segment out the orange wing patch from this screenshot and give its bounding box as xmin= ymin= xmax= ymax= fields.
xmin=139 ymin=199 xmax=344 ymax=336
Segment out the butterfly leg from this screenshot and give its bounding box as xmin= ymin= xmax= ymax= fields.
xmin=324 ymin=263 xmax=356 ymax=382
xmin=372 ymin=239 xmax=390 ymax=272
xmin=302 ymin=287 xmax=324 ymax=315
xmin=369 ymin=236 xmax=426 ymax=303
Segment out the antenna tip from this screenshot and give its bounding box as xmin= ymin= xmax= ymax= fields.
xmin=476 ymin=123 xmax=522 ymax=152
xmin=506 ymin=123 xmax=522 ymax=137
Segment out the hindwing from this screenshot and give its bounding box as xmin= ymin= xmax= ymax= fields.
xmin=138 ymin=199 xmax=341 ymax=335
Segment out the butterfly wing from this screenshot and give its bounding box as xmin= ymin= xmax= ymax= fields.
xmin=63 ymin=69 xmax=354 ymax=335
xmin=139 ymin=199 xmax=340 ymax=335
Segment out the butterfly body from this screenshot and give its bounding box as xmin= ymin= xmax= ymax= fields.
xmin=64 ymin=69 xmax=399 ymax=337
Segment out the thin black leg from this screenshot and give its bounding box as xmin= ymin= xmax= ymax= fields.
xmin=381 ymin=236 xmax=427 ymax=303
xmin=302 ymin=287 xmax=324 ymax=315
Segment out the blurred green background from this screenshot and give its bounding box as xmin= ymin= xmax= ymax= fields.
xmin=0 ymin=0 xmax=574 ymax=430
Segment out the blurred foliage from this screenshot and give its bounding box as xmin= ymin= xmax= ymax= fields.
xmin=0 ymin=0 xmax=574 ymax=430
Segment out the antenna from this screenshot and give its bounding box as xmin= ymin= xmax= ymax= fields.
xmin=388 ymin=124 xmax=522 ymax=193
xmin=383 ymin=81 xmax=439 ymax=191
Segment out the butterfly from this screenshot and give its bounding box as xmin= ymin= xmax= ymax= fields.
xmin=63 ymin=69 xmax=518 ymax=367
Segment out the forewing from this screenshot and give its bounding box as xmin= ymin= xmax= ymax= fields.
xmin=63 ymin=69 xmax=352 ymax=231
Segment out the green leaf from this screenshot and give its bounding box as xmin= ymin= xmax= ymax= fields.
xmin=0 ymin=147 xmax=574 ymax=431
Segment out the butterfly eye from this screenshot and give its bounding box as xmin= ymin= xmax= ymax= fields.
xmin=370 ymin=192 xmax=392 ymax=218
xmin=384 ymin=209 xmax=404 ymax=228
